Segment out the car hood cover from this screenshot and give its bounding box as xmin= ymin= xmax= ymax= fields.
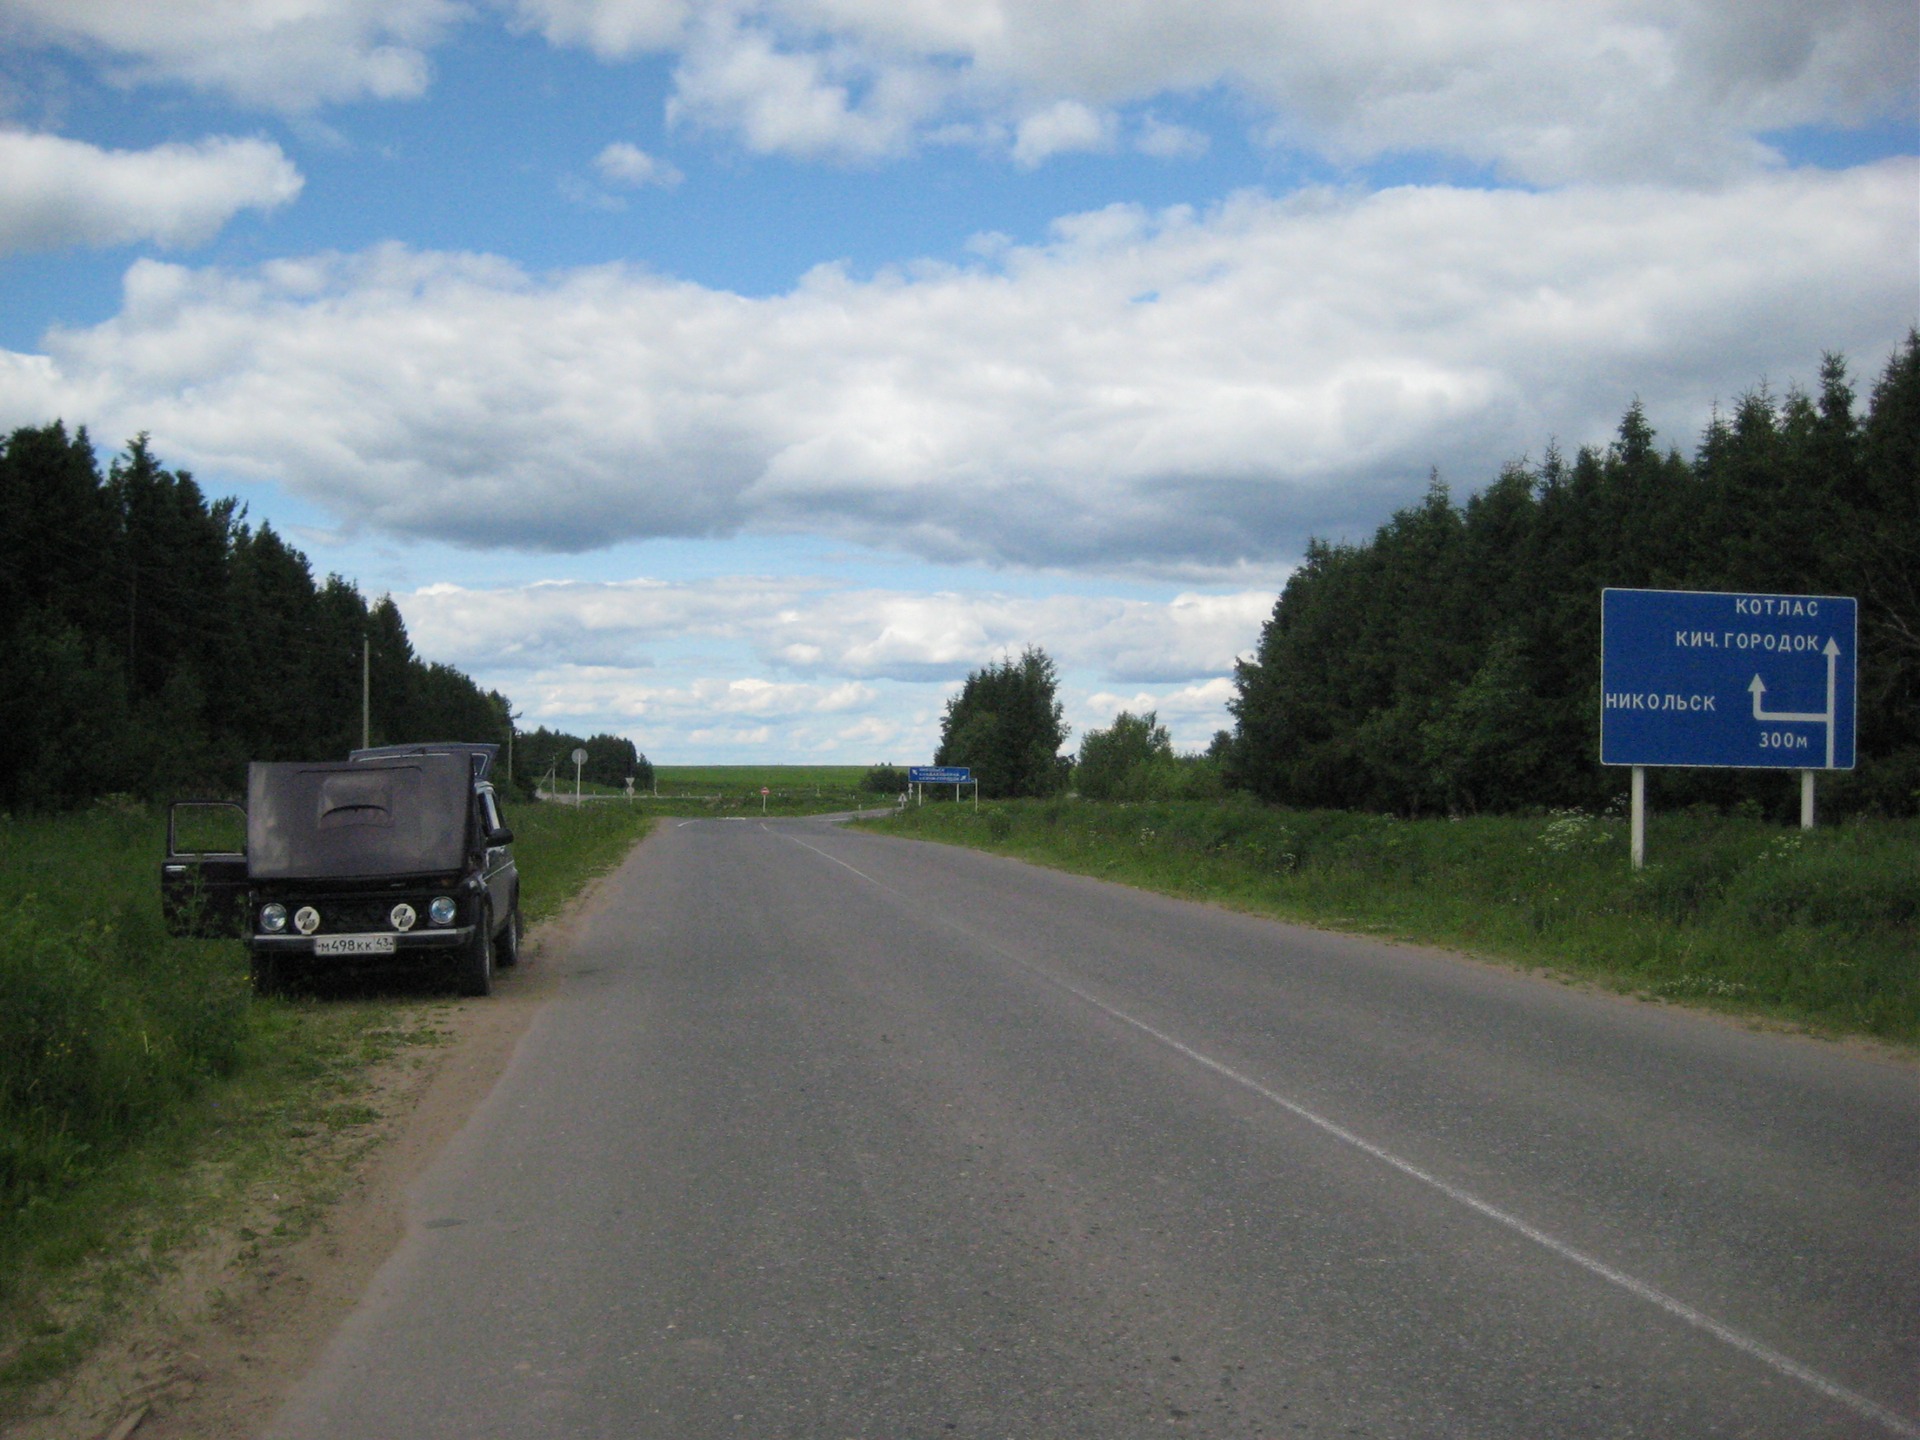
xmin=248 ymin=755 xmax=470 ymax=880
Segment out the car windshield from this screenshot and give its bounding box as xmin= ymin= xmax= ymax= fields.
xmin=247 ymin=755 xmax=471 ymax=879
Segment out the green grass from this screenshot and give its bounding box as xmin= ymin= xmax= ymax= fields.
xmin=0 ymin=997 xmax=455 ymax=1396
xmin=505 ymin=794 xmax=653 ymax=923
xmin=0 ymin=801 xmax=250 ymax=1223
xmin=0 ymin=795 xmax=651 ymax=1406
xmin=866 ymin=798 xmax=1919 ymax=1043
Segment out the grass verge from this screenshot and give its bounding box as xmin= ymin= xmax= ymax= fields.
xmin=866 ymin=798 xmax=1918 ymax=1043
xmin=0 ymin=796 xmax=651 ymax=1414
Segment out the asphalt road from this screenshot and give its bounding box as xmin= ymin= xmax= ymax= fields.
xmin=266 ymin=816 xmax=1919 ymax=1439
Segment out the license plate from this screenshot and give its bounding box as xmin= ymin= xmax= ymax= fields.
xmin=314 ymin=934 xmax=397 ymax=956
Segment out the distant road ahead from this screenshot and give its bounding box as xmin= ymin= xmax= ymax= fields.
xmin=269 ymin=816 xmax=1919 ymax=1438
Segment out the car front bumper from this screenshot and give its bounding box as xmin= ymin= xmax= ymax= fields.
xmin=249 ymin=925 xmax=475 ymax=958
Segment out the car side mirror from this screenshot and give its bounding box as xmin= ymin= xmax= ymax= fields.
xmin=488 ymin=826 xmax=514 ymax=847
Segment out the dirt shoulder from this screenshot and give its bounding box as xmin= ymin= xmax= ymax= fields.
xmin=4 ymin=867 xmax=621 ymax=1440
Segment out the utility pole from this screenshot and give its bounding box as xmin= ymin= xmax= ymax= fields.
xmin=361 ymin=638 xmax=371 ymax=750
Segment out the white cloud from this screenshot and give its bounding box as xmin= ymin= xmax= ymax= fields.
xmin=663 ymin=14 xmax=950 ymax=160
xmin=0 ymin=0 xmax=465 ymax=110
xmin=397 ymin=578 xmax=1273 ymax=683
xmin=593 ymin=141 xmax=683 ymax=187
xmin=517 ymin=0 xmax=1917 ymax=181
xmin=0 ymin=131 xmax=303 ymax=257
xmin=509 ymin=662 xmax=927 ymax=762
xmin=504 ymin=0 xmax=688 ymax=58
xmin=394 ymin=576 xmax=1268 ymax=761
xmin=5 ymin=3 xmax=1907 ymax=178
xmin=1011 ymin=100 xmax=1115 ymax=166
xmin=2 ymin=163 xmax=1913 ymax=575
xmin=1135 ymin=114 xmax=1208 ymax=161
xmin=530 ymin=670 xmax=877 ymax=722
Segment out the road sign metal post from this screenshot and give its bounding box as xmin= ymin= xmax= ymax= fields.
xmin=1630 ymin=766 xmax=1645 ymax=871
xmin=1601 ymin=589 xmax=1857 ymax=868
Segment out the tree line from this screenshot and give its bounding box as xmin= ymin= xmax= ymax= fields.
xmin=1228 ymin=336 xmax=1918 ymax=817
xmin=0 ymin=424 xmax=512 ymax=810
xmin=939 ymin=337 xmax=1917 ymax=817
xmin=515 ymin=727 xmax=653 ymax=795
xmin=12 ymin=332 xmax=1912 ymax=818
xmin=934 ymin=648 xmax=1070 ymax=797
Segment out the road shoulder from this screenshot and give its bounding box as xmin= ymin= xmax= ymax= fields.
xmin=1 ymin=851 xmax=633 ymax=1440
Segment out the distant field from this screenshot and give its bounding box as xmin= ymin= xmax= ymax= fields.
xmin=533 ymin=768 xmax=872 ymax=801
xmin=538 ymin=765 xmax=892 ymax=818
xmin=524 ymin=766 xmax=891 ymax=817
xmin=652 ymin=765 xmax=871 ymax=794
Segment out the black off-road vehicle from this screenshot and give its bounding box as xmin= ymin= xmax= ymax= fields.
xmin=163 ymin=743 xmax=521 ymax=997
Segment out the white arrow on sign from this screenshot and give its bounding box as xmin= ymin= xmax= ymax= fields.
xmin=1749 ymin=637 xmax=1840 ymax=767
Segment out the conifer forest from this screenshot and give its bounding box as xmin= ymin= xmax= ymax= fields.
xmin=0 ymin=426 xmax=510 ymax=810
xmin=1230 ymin=336 xmax=1918 ymax=817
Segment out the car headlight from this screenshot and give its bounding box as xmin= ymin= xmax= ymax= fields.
xmin=428 ymin=896 xmax=457 ymax=926
xmin=390 ymin=903 xmax=418 ymax=932
xmin=294 ymin=906 xmax=321 ymax=935
xmin=260 ymin=902 xmax=287 ymax=933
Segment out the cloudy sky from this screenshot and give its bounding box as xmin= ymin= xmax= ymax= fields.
xmin=2 ymin=2 xmax=1914 ymax=764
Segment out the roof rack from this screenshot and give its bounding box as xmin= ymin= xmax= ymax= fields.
xmin=349 ymin=742 xmax=499 ymax=780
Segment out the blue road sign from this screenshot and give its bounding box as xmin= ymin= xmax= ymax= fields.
xmin=1600 ymin=588 xmax=1857 ymax=770
xmin=908 ymin=766 xmax=972 ymax=784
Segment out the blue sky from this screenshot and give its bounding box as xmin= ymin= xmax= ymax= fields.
xmin=2 ymin=1 xmax=1915 ymax=763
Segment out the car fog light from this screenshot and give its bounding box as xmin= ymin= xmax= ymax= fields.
xmin=428 ymin=895 xmax=457 ymax=926
xmin=260 ymin=902 xmax=287 ymax=933
xmin=294 ymin=906 xmax=321 ymax=935
xmin=390 ymin=903 xmax=418 ymax=932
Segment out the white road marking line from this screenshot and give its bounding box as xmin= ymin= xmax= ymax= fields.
xmin=1066 ymin=989 xmax=1920 ymax=1438
xmin=780 ymin=831 xmax=1920 ymax=1438
xmin=786 ymin=836 xmax=888 ymax=884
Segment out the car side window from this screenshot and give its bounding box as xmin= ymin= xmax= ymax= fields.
xmin=480 ymin=789 xmax=504 ymax=836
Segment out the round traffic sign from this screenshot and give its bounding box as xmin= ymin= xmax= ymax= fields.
xmin=571 ymin=748 xmax=588 ymax=765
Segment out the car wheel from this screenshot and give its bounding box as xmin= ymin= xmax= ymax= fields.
xmin=496 ymin=902 xmax=522 ymax=968
xmin=455 ymin=904 xmax=495 ymax=997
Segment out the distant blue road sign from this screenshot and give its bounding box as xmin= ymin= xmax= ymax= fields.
xmin=1601 ymin=588 xmax=1856 ymax=770
xmin=909 ymin=766 xmax=972 ymax=784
